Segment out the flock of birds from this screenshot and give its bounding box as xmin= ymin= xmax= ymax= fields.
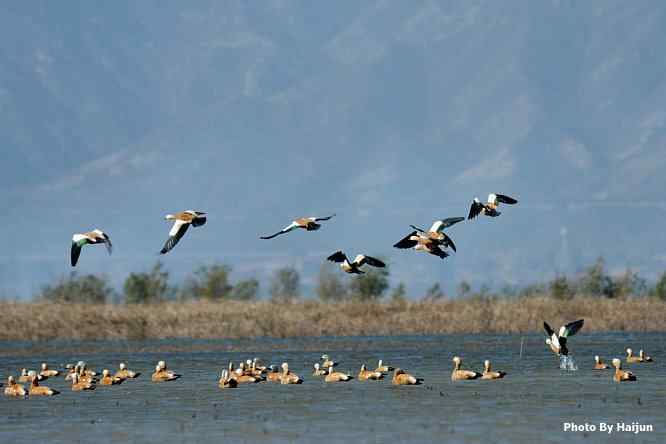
xmin=70 ymin=193 xmax=518 ymax=269
xmin=4 ymin=191 xmax=645 ymax=400
xmin=542 ymin=318 xmax=654 ymax=381
xmin=3 ymin=337 xmax=655 ymax=398
xmin=2 ymin=352 xmax=502 ymax=398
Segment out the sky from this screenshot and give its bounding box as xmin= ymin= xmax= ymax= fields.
xmin=2 ymin=1 xmax=666 ymax=299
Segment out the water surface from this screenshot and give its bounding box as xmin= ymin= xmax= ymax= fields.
xmin=1 ymin=333 xmax=664 ymax=443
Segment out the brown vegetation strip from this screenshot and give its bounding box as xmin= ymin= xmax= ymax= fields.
xmin=1 ymin=297 xmax=665 ymax=341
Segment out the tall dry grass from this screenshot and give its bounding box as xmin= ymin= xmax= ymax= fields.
xmin=1 ymin=296 xmax=665 ymax=341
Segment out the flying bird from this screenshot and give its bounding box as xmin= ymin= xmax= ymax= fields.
xmin=468 ymin=194 xmax=518 ymax=220
xmin=260 ymin=214 xmax=335 ymax=239
xmin=326 ymin=251 xmax=386 ymax=274
xmin=394 ymin=217 xmax=464 ymax=258
xmin=160 ymin=210 xmax=207 ymax=254
xmin=71 ymin=229 xmax=112 ymax=267
xmin=409 ymin=217 xmax=464 ymax=251
xmin=393 ymin=233 xmax=449 ymax=259
xmin=543 ymin=319 xmax=584 ymax=356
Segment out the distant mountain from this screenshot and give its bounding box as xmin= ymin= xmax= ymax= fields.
xmin=2 ymin=1 xmax=666 ymax=298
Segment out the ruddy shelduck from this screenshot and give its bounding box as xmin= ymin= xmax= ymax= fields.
xmin=39 ymin=362 xmax=59 ymax=378
xmin=114 ymin=362 xmax=139 ymax=380
xmin=324 ymin=370 xmax=352 ymax=383
xmin=100 ymin=369 xmax=122 ymax=385
xmin=152 ymin=361 xmax=180 ymax=382
xmin=468 ymin=193 xmax=518 ymax=220
xmin=74 ymin=361 xmax=96 ymax=383
xmin=392 ymin=368 xmax=420 ymax=385
xmin=326 ymin=251 xmax=386 ymax=274
xmin=594 ymin=355 xmax=609 ymax=370
xmin=481 ymin=360 xmax=506 ymax=380
xmin=260 ymin=214 xmax=335 ymax=239
xmin=71 ymin=229 xmax=112 ymax=267
xmin=358 ymin=365 xmax=383 ymax=381
xmin=4 ymin=376 xmax=26 ymax=397
xmin=70 ymin=373 xmax=95 ymax=391
xmin=393 ymin=233 xmax=449 ymax=259
xmin=28 ymin=372 xmax=58 ymax=396
xmin=626 ymin=348 xmax=642 ymax=363
xmin=451 ymin=357 xmax=480 ymax=381
xmin=160 ymin=210 xmax=207 ymax=254
xmin=612 ymin=358 xmax=636 ymax=382
xmin=409 ymin=218 xmax=464 ymax=246
xmin=394 ymin=217 xmax=464 ymax=258
xmin=279 ymin=363 xmax=303 ymax=384
xmin=543 ymin=319 xmax=584 ymax=356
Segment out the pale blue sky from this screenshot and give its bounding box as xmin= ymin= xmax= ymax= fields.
xmin=2 ymin=1 xmax=666 ymax=299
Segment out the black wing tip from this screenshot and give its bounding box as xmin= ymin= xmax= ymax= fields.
xmin=442 ymin=217 xmax=465 ymax=226
xmin=260 ymin=231 xmax=284 ymax=240
xmin=70 ymin=243 xmax=81 ymax=267
xmin=192 ymin=216 xmax=207 ymax=227
xmin=497 ymin=194 xmax=518 ymax=204
xmin=327 ymin=251 xmax=346 ymax=262
xmin=365 ymin=256 xmax=386 ymax=267
xmin=393 ymin=232 xmax=418 ymax=249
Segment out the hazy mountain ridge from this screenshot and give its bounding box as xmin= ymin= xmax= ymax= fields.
xmin=2 ymin=1 xmax=666 ymax=298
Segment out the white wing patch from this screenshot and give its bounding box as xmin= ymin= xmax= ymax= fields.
xmin=169 ymin=219 xmax=187 ymax=236
xmin=429 ymin=220 xmax=444 ymax=233
xmin=488 ymin=194 xmax=497 ymax=205
xmin=283 ymin=221 xmax=300 ymax=231
xmin=72 ymin=234 xmax=87 ymax=242
xmin=353 ymin=254 xmax=365 ymax=265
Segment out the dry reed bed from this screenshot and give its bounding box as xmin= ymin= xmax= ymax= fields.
xmin=1 ymin=297 xmax=665 ymax=341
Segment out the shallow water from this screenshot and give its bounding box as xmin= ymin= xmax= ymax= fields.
xmin=1 ymin=332 xmax=664 ymax=443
